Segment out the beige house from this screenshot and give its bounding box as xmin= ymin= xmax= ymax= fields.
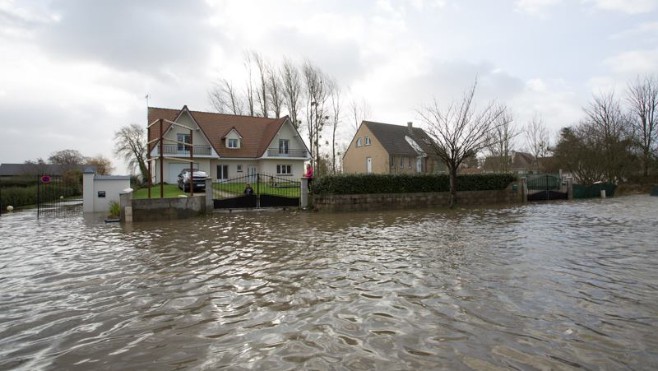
xmin=343 ymin=121 xmax=443 ymax=174
xmin=147 ymin=106 xmax=310 ymax=184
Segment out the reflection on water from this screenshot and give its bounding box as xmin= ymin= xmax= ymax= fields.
xmin=1 ymin=195 xmax=657 ymax=370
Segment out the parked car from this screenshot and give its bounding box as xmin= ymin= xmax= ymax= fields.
xmin=177 ymin=169 xmax=208 ymax=192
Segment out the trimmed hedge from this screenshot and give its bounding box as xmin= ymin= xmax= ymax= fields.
xmin=1 ymin=184 xmax=81 ymax=209
xmin=312 ymin=173 xmax=517 ymax=195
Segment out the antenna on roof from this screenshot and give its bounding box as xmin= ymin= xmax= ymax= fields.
xmin=145 ymin=93 xmax=150 ymax=108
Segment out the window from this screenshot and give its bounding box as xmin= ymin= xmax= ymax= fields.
xmin=408 ymin=158 xmax=412 ymax=168
xmin=365 ymin=136 xmax=371 ymax=145
xmin=400 ymin=157 xmax=404 ymax=167
xmin=356 ymin=138 xmax=363 ymax=147
xmin=177 ymin=133 xmax=191 ymax=151
xmin=279 ymin=139 xmax=289 ymax=154
xmin=277 ymin=164 xmax=292 ymax=175
xmin=237 ymin=164 xmax=243 ymax=173
xmin=217 ymin=165 xmax=229 ymax=180
xmin=227 ymin=138 xmax=239 ymax=148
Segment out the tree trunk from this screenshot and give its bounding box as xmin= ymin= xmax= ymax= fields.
xmin=449 ymin=165 xmax=458 ymax=209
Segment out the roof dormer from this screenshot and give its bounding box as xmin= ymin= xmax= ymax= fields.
xmin=223 ymin=128 xmax=243 ymax=149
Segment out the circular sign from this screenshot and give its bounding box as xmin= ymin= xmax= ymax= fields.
xmin=41 ymin=175 xmax=51 ymax=184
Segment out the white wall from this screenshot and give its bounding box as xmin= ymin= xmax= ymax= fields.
xmin=83 ymin=172 xmax=131 ymax=214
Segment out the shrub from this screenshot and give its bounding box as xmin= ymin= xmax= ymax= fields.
xmin=312 ymin=173 xmax=517 ymax=195
xmin=108 ymin=201 xmax=121 ymax=218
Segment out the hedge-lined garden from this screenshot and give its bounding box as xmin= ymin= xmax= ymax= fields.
xmin=0 ymin=175 xmax=82 ymax=210
xmin=312 ymin=173 xmax=517 ymax=195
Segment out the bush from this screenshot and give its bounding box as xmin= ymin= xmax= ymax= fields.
xmin=312 ymin=173 xmax=517 ymax=195
xmin=0 ymin=183 xmax=82 ymax=209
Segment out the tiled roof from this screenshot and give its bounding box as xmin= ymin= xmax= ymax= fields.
xmin=363 ymin=121 xmax=436 ymax=156
xmin=147 ymin=106 xmax=291 ymax=158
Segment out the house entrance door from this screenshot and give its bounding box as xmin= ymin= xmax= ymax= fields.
xmin=366 ymin=157 xmax=372 ymax=173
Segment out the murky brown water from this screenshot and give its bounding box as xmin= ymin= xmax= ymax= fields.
xmin=1 ymin=195 xmax=657 ymax=370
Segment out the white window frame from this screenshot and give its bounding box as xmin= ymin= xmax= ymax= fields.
xmin=276 ymin=164 xmax=292 ymax=175
xmin=177 ymin=133 xmax=191 ymax=151
xmin=365 ymin=136 xmax=371 ymax=145
xmin=279 ymin=139 xmax=289 ymax=154
xmin=356 ymin=138 xmax=363 ymax=147
xmin=227 ymin=138 xmax=239 ymax=149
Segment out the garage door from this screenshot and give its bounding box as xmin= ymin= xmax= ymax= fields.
xmin=168 ymin=163 xmax=197 ymax=184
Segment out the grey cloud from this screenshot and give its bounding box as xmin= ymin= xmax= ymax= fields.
xmin=35 ymin=0 xmax=219 ymax=78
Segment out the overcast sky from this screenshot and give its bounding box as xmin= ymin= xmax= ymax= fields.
xmin=2 ymin=0 xmax=657 ymax=174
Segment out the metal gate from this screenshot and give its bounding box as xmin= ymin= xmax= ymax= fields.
xmin=212 ymin=173 xmax=300 ymax=209
xmin=36 ymin=175 xmax=83 ymax=217
xmin=526 ymin=174 xmax=568 ymax=201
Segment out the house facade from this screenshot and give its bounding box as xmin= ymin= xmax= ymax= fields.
xmin=147 ymin=106 xmax=310 ymax=184
xmin=342 ymin=121 xmax=444 ymax=175
xmin=482 ymin=151 xmax=536 ymax=174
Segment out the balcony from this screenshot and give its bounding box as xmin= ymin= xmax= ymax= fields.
xmin=154 ymin=144 xmax=213 ymax=157
xmin=267 ymin=148 xmax=308 ymax=158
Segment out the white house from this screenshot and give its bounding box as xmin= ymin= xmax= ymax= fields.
xmin=147 ymin=106 xmax=310 ymax=184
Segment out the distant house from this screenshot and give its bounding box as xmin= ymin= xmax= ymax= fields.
xmin=483 ymin=151 xmax=536 ymax=174
xmin=342 ymin=121 xmax=444 ymax=174
xmin=147 ymin=106 xmax=310 ymax=184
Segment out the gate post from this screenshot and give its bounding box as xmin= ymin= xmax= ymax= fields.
xmin=204 ymin=177 xmax=213 ymax=212
xmin=522 ymin=177 xmax=528 ymax=203
xmin=301 ymin=178 xmax=309 ymax=209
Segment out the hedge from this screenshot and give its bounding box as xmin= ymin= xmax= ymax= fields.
xmin=312 ymin=173 xmax=517 ymax=195
xmin=1 ymin=184 xmax=81 ymax=210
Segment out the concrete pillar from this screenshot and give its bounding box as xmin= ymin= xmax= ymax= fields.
xmin=301 ymin=178 xmax=309 ymax=209
xmin=119 ymin=190 xmax=133 ymax=223
xmin=82 ymin=170 xmax=95 ymax=213
xmin=521 ymin=177 xmax=528 ymax=203
xmin=204 ymin=178 xmax=213 ymax=213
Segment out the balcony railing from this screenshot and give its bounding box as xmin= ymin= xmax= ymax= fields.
xmin=266 ymin=148 xmax=308 ymax=157
xmin=155 ymin=144 xmax=213 ymax=156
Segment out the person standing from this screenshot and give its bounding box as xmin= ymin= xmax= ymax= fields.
xmin=304 ymin=163 xmax=314 ymax=190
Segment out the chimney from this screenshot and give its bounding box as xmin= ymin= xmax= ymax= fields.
xmin=407 ymin=121 xmax=413 ymax=133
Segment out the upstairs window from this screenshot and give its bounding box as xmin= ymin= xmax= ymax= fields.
xmin=279 ymin=139 xmax=289 ymax=154
xmin=177 ymin=133 xmax=191 ymax=151
xmin=356 ymin=138 xmax=363 ymax=147
xmin=365 ymin=136 xmax=371 ymax=145
xmin=227 ymin=138 xmax=239 ymax=148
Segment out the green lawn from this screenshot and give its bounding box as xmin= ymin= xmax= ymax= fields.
xmin=132 ymin=184 xmax=187 ymax=199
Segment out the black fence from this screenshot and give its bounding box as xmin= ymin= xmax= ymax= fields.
xmin=526 ymin=174 xmax=568 ymax=202
xmin=212 ymin=173 xmax=300 ymax=209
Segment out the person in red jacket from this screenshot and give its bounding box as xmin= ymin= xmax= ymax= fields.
xmin=304 ymin=163 xmax=314 ymax=190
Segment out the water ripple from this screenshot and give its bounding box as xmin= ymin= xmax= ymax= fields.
xmin=1 ymin=195 xmax=657 ymax=369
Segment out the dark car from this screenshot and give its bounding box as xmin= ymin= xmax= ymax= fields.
xmin=177 ymin=169 xmax=208 ymax=192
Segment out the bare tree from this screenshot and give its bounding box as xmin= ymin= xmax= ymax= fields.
xmin=243 ymin=52 xmax=257 ymax=116
xmin=86 ymin=155 xmax=114 ymax=175
xmin=251 ymin=51 xmax=270 ymax=117
xmin=114 ymin=123 xmax=149 ymax=182
xmin=349 ymin=97 xmax=371 ymax=134
xmin=584 ymin=91 xmax=634 ymax=182
xmin=627 ymin=75 xmax=658 ymax=176
xmin=524 ymin=113 xmax=550 ymax=171
xmin=268 ymin=66 xmax=284 ymax=118
xmin=418 ymin=79 xmax=506 ymax=208
xmin=486 ymin=109 xmax=517 ymax=173
xmin=281 ymin=58 xmax=303 ymax=129
xmin=303 ymin=61 xmax=329 ymax=173
xmin=327 ymin=79 xmax=341 ymax=174
xmin=208 ymin=78 xmax=244 ymax=115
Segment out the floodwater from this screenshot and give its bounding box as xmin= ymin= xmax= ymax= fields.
xmin=1 ymin=195 xmax=657 ymax=370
